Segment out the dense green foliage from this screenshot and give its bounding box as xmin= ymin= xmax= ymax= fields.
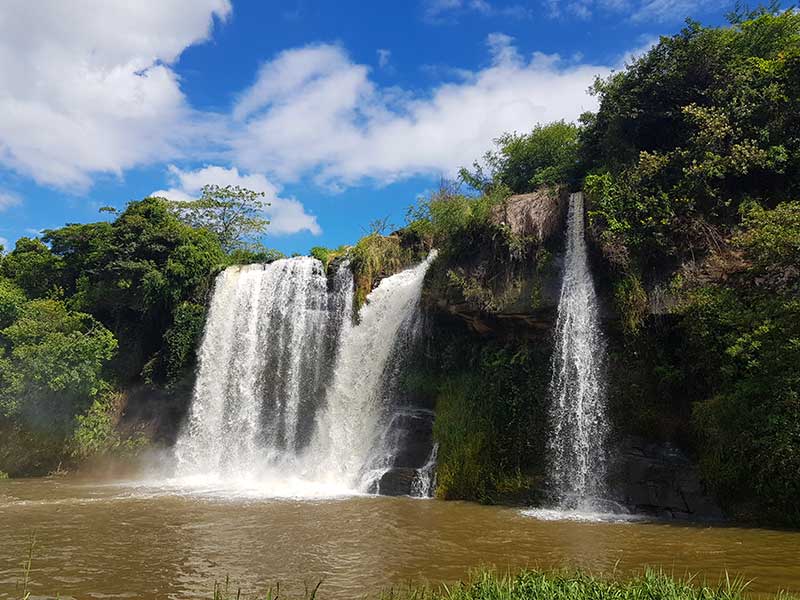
xmin=0 ymin=192 xmax=275 ymax=475
xmin=676 ymin=201 xmax=800 ymax=523
xmin=0 ymin=293 xmax=118 ymax=475
xmin=38 ymin=197 xmax=225 ymax=382
xmin=401 ymin=7 xmax=800 ymax=524
xmin=400 ymin=181 xmax=562 ymax=503
xmin=350 ymin=233 xmax=425 ymax=313
xmin=1 ymin=238 xmax=64 ymax=298
xmin=0 ymin=300 xmax=116 ymax=420
xmin=0 ymin=5 xmax=798 ymax=530
xmin=404 ymin=330 xmax=551 ymax=503
xmin=575 ymin=8 xmax=800 ymax=524
xmin=310 ymin=245 xmax=349 ymax=271
xmin=583 ymin=8 xmax=800 ymax=272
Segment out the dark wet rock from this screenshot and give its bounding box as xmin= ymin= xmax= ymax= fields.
xmin=376 ymin=467 xmax=418 ymax=496
xmin=607 ymin=436 xmax=724 ymax=520
xmin=389 ymin=409 xmax=434 ymax=469
xmin=370 ymin=409 xmax=435 ymax=497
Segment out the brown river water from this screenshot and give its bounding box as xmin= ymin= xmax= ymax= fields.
xmin=1 ymin=477 xmax=799 ymax=599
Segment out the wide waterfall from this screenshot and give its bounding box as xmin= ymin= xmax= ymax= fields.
xmin=547 ymin=191 xmax=608 ymax=509
xmin=173 ymin=253 xmax=436 ymax=497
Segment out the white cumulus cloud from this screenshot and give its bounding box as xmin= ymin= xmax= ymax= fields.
xmin=0 ymin=190 xmax=22 ymax=212
xmin=229 ymin=34 xmax=608 ymax=188
xmin=0 ymin=0 xmax=231 ymax=189
xmin=152 ymin=165 xmax=321 ymax=236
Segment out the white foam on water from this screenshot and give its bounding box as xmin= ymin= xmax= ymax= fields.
xmin=521 ymin=507 xmax=647 ymax=524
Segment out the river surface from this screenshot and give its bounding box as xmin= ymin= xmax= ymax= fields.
xmin=1 ymin=478 xmax=799 ymax=599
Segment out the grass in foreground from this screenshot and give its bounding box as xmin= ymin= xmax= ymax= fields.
xmin=211 ymin=569 xmax=799 ymax=600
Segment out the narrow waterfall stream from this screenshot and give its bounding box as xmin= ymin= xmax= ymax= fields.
xmin=173 ymin=253 xmax=436 ymax=497
xmin=410 ymin=443 xmax=439 ymax=498
xmin=546 ymin=191 xmax=609 ymax=510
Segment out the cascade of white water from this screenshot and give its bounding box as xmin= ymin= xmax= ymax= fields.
xmin=308 ymin=251 xmax=437 ymax=491
xmin=174 ymin=258 xmax=341 ymax=478
xmin=547 ymin=192 xmax=608 ymax=508
xmin=411 ymin=443 xmax=439 ymax=498
xmin=172 ymin=252 xmax=436 ymax=496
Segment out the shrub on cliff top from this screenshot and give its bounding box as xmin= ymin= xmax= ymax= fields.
xmin=460 ymin=121 xmax=581 ymax=193
xmin=350 ymin=233 xmax=422 ymax=315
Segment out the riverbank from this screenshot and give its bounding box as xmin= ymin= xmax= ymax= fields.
xmin=210 ymin=570 xmax=799 ymax=600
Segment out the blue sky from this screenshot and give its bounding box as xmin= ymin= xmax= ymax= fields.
xmin=0 ymin=0 xmax=731 ymax=255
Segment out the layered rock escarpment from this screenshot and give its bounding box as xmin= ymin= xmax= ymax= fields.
xmin=422 ymin=186 xmax=569 ymax=337
xmin=607 ymin=436 xmax=723 ymax=520
xmin=414 ymin=186 xmax=723 ymax=518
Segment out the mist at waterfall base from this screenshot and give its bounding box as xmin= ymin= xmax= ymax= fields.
xmin=524 ymin=192 xmax=620 ymax=523
xmin=146 ymin=253 xmax=437 ymax=499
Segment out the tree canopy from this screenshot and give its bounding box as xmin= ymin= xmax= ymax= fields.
xmin=166 ymin=184 xmax=271 ymax=253
xmin=460 ymin=121 xmax=581 ymax=194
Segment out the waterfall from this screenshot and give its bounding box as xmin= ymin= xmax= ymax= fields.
xmin=411 ymin=443 xmax=439 ymax=498
xmin=173 ymin=253 xmax=436 ymax=496
xmin=173 ymin=257 xmax=347 ymax=478
xmin=309 ymin=251 xmax=436 ymax=491
xmin=547 ymin=192 xmax=608 ymax=509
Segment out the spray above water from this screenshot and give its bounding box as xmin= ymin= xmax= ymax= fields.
xmin=546 ymin=192 xmax=609 ymax=511
xmin=172 ymin=253 xmax=437 ymax=498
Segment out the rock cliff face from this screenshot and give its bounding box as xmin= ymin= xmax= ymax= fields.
xmin=490 ymin=189 xmax=568 ymax=244
xmin=607 ymin=436 xmax=723 ymax=520
xmin=369 ymin=408 xmax=435 ymax=497
xmin=415 ymin=186 xmax=724 ymax=519
xmin=421 ymin=187 xmax=568 ymax=337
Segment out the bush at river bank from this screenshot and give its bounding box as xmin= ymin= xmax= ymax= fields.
xmin=209 ymin=570 xmax=799 ymax=600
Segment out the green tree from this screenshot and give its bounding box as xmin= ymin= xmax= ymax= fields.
xmin=583 ymin=8 xmax=800 ymax=271
xmin=0 ymin=299 xmax=117 ymax=423
xmin=0 ymin=277 xmax=26 ymax=329
xmin=460 ymin=121 xmax=581 ymax=193
xmin=166 ymin=185 xmax=271 ymax=252
xmin=1 ymin=238 xmax=64 ymax=298
xmin=42 ymin=197 xmax=225 ymax=382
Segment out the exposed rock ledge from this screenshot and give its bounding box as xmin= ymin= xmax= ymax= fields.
xmin=490 ymin=187 xmax=568 ymax=244
xmin=422 ymin=186 xmax=568 ymax=337
xmin=607 ymin=436 xmax=724 ymax=520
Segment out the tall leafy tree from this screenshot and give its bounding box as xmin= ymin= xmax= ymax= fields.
xmin=43 ymin=197 xmax=225 ymax=382
xmin=166 ymin=185 xmax=271 ymax=252
xmin=0 ymin=299 xmax=116 ymax=423
xmin=1 ymin=238 xmax=64 ymax=298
